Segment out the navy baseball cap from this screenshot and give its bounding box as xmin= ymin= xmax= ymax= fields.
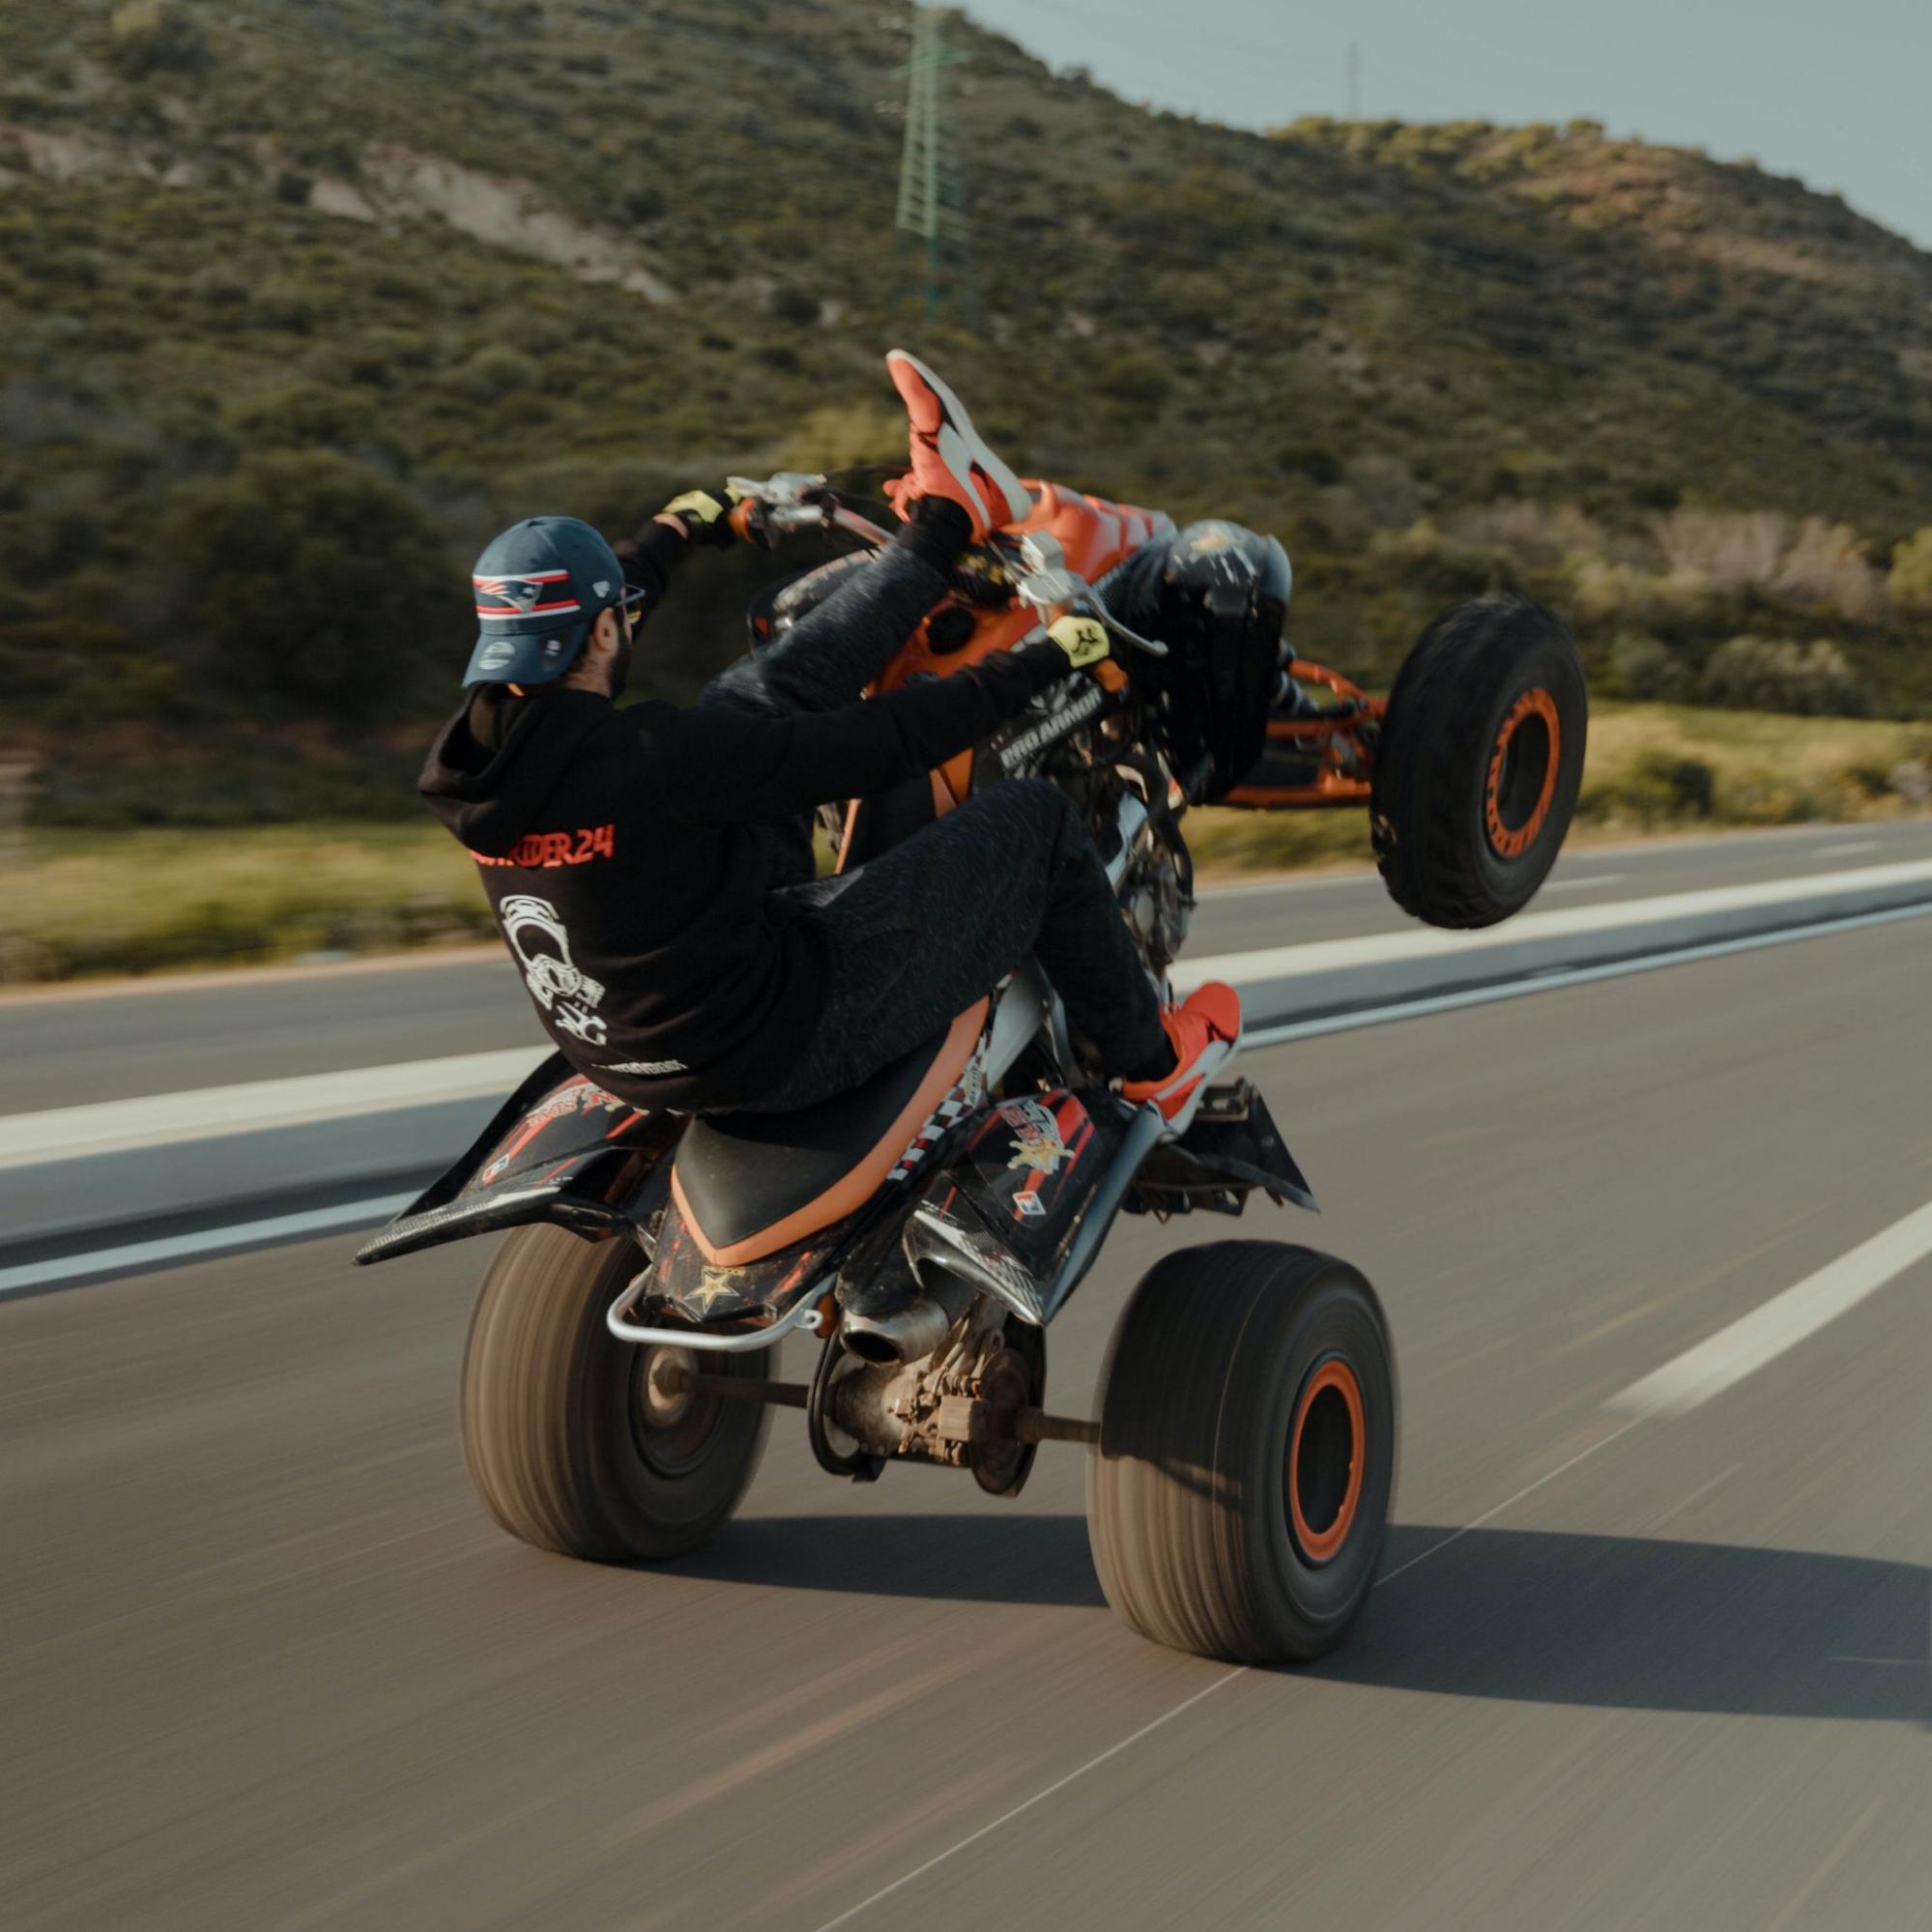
xmin=464 ymin=515 xmax=629 ymax=687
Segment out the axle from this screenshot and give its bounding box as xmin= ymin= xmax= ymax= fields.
xmin=668 ymin=1367 xmax=1099 ymax=1450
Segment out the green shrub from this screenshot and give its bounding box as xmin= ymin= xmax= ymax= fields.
xmin=154 ymin=450 xmax=458 ymax=721
xmin=1699 ymin=635 xmax=1867 ymax=716
xmin=1643 ymin=752 xmax=1716 ymax=817
xmin=1889 ymin=528 xmax=1932 ymax=614
xmin=1608 ymin=631 xmax=1690 ymax=702
xmin=1092 ymin=351 xmax=1173 ymax=412
xmin=106 ymin=0 xmax=209 ymax=79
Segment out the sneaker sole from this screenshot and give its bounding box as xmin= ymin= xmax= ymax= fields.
xmin=886 ymin=349 xmax=1031 ymax=527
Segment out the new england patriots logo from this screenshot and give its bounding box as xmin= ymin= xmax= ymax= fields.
xmin=474 ymin=569 xmax=582 ymax=621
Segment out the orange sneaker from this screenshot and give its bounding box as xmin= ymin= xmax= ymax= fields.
xmin=1119 ymin=982 xmax=1243 ymax=1132
xmin=881 ymin=349 xmax=1032 ymax=540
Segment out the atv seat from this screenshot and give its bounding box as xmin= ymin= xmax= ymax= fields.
xmin=670 ymin=1000 xmax=988 ymax=1266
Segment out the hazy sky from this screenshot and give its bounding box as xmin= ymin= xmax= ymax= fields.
xmin=959 ymin=0 xmax=1932 ymax=249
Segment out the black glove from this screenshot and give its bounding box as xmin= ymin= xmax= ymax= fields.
xmin=655 ymin=484 xmax=748 ymax=549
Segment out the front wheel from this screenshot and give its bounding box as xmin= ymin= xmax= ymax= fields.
xmin=1087 ymin=1241 xmax=1397 ymax=1663
xmin=1371 ymin=593 xmax=1587 ymax=928
xmin=462 ymin=1225 xmax=769 ymax=1562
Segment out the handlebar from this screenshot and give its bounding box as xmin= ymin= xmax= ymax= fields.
xmin=723 ymin=474 xmax=1169 ymax=660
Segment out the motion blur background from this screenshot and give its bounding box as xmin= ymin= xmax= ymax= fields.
xmin=7 ymin=9 xmax=1932 ymax=1931
xmin=1 ymin=0 xmax=1930 ymax=983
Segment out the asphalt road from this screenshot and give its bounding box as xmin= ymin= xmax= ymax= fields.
xmin=5 ymin=817 xmax=1932 ymax=1115
xmin=4 ymin=910 xmax=1928 ymax=1929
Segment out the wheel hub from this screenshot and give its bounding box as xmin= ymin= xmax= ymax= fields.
xmin=1485 ymin=686 xmax=1561 ymax=859
xmin=1286 ymin=1357 xmax=1365 ymax=1566
xmin=639 ymin=1345 xmax=697 ymax=1428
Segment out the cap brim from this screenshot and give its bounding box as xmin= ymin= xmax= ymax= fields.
xmin=462 ymin=619 xmax=592 ymax=688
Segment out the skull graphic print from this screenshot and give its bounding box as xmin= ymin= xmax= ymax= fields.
xmin=499 ymin=894 xmax=608 ymax=1046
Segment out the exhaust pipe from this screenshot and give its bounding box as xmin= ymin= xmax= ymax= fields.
xmin=840 ymin=1296 xmax=953 ymax=1365
xmin=839 ymin=1266 xmax=979 ymax=1365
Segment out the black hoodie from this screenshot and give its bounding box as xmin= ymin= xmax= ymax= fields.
xmin=418 ymin=618 xmax=1070 ymax=1112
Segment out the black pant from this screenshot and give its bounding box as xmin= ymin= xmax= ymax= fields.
xmin=698 ymin=548 xmax=1168 ymax=1110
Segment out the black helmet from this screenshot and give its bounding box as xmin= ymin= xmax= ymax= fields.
xmin=1113 ymin=521 xmax=1292 ymax=799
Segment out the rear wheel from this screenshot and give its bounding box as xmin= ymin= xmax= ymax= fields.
xmin=1087 ymin=1241 xmax=1396 ymax=1663
xmin=462 ymin=1225 xmax=769 ymax=1561
xmin=1371 ymin=593 xmax=1586 ymax=928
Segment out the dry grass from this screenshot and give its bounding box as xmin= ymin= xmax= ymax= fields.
xmin=4 ymin=822 xmax=489 ymax=981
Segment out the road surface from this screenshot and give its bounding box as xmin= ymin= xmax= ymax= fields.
xmin=5 ymin=817 xmax=1931 ymax=1112
xmin=3 ymin=895 xmax=1928 ymax=1927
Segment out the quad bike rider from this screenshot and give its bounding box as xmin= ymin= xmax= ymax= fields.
xmin=375 ymin=350 xmax=1586 ymax=1666
xmin=421 ymin=354 xmax=1241 ymax=1127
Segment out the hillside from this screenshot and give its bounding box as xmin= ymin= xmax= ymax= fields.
xmin=3 ymin=0 xmax=1931 ymax=824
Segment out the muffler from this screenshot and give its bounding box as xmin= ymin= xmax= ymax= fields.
xmin=839 ymin=1266 xmax=979 ymax=1365
xmin=840 ymin=1298 xmax=952 ymax=1365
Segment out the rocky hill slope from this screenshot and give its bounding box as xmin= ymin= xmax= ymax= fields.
xmin=3 ymin=0 xmax=1929 ymax=819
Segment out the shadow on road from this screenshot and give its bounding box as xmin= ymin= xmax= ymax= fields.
xmin=1324 ymin=1524 xmax=1929 ymax=1723
xmin=668 ymin=1512 xmax=1107 ymax=1607
xmin=677 ymin=1515 xmax=1926 ymax=1721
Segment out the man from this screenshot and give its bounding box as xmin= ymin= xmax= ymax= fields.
xmin=419 ymin=351 xmax=1239 ymax=1128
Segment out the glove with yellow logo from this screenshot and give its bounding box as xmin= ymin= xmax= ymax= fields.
xmin=654 ymin=483 xmax=752 ymax=549
xmin=1048 ymin=614 xmax=1111 ymax=670
xmin=1047 ymin=613 xmax=1128 ymax=691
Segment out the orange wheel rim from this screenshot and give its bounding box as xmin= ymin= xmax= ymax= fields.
xmin=1485 ymin=687 xmax=1561 ymax=860
xmin=1288 ymin=1359 xmax=1365 ymax=1565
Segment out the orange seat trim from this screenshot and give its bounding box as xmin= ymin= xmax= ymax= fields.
xmin=671 ymin=998 xmax=990 ymax=1268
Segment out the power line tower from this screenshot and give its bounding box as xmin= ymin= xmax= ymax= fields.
xmin=894 ymin=7 xmax=974 ymax=325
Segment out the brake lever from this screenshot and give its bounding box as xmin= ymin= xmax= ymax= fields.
xmin=994 ymin=532 xmax=1170 ymax=659
xmin=724 ymin=472 xmax=836 ymax=533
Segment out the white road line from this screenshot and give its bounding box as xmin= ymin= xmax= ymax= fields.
xmin=1815 ymin=840 xmax=1880 ymax=859
xmin=1175 ymin=855 xmax=1932 ymax=989
xmin=1606 ymin=1197 xmax=1932 ymax=1419
xmin=811 ymin=1167 xmax=1932 ymax=1928
xmin=812 ymin=1413 xmax=1649 ymax=1932
xmin=0 ymin=1047 xmax=548 ymax=1168
xmin=0 ymin=1194 xmax=415 ymax=1300
xmin=1196 ymin=870 xmax=1377 ymax=899
xmin=12 ymin=902 xmax=1932 ymax=1296
xmin=14 ymin=863 xmax=1931 ymax=1169
xmin=807 ymin=1668 xmax=1249 ymax=1932
xmin=1542 ymin=871 xmax=1630 ymax=891
xmin=1373 ymin=1419 xmax=1644 ymax=1585
xmin=1238 ymin=900 xmax=1932 ymax=1049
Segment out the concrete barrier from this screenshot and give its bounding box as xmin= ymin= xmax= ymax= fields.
xmin=7 ymin=860 xmax=1932 ymax=1253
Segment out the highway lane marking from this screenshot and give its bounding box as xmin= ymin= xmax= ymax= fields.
xmin=1814 ymin=840 xmax=1880 ymax=859
xmin=1370 ymin=1418 xmax=1645 ymax=1586
xmin=1605 ymin=1197 xmax=1932 ymax=1419
xmin=812 ymin=1415 xmax=1647 ymax=1932
xmin=0 ymin=1047 xmax=549 ymax=1168
xmin=1176 ymin=854 xmax=1932 ymax=990
xmin=811 ymin=1170 xmax=1932 ymax=1931
xmin=1542 ymin=871 xmax=1630 ymax=891
xmin=807 ymin=1667 xmax=1251 ymax=1932
xmin=1240 ymin=899 xmax=1932 ymax=1049
xmin=13 ymin=901 xmax=1932 ymax=1300
xmin=1191 ymin=820 xmax=1932 ymax=900
xmin=0 ymin=1194 xmax=414 ymax=1300
xmin=14 ymin=867 xmax=1932 ymax=1169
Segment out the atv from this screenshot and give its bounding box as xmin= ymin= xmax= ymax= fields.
xmin=358 ymin=474 xmax=1585 ymax=1665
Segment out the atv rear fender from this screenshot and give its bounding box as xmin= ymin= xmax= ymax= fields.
xmin=354 ymin=1053 xmax=680 ymax=1266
